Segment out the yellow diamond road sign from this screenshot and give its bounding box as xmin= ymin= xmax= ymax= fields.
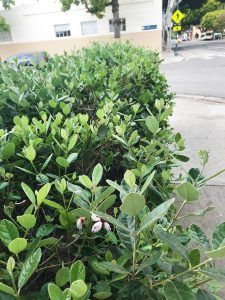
xmin=172 ymin=9 xmax=184 ymax=24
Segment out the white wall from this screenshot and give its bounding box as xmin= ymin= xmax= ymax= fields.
xmin=0 ymin=0 xmax=162 ymax=43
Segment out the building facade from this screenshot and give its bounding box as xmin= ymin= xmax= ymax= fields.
xmin=0 ymin=0 xmax=162 ymax=60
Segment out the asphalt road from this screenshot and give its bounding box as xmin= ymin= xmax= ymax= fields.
xmin=161 ymin=40 xmax=225 ymax=98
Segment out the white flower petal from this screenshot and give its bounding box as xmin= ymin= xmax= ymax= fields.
xmin=76 ymin=217 xmax=85 ymax=230
xmin=103 ymin=222 xmax=111 ymax=232
xmin=91 ymin=213 xmax=101 ymax=222
xmin=91 ymin=221 xmax=102 ymax=233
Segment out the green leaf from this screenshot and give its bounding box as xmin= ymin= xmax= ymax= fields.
xmin=199 ymin=267 xmax=225 ymax=282
xmin=189 ymin=224 xmax=210 ymax=251
xmin=18 ymin=248 xmax=42 ymax=290
xmin=176 ymin=182 xmax=199 ymax=202
xmin=120 ymin=193 xmax=145 ymax=216
xmin=8 ymin=238 xmax=27 ymax=254
xmin=43 ymin=199 xmax=65 ymax=211
xmin=199 ymin=150 xmax=209 ymax=165
xmin=70 ymin=260 xmax=86 ymax=284
xmin=24 ymin=144 xmax=36 ymax=162
xmin=145 ymin=116 xmax=159 ymax=135
xmin=92 ymin=164 xmax=103 ymax=186
xmin=70 ymin=280 xmax=87 ymax=299
xmin=2 ymin=143 xmax=15 ymax=160
xmin=124 ymin=170 xmax=136 ymax=188
xmin=93 ymin=292 xmax=112 ymax=299
xmin=212 ymin=222 xmax=225 ymax=250
xmin=17 ymin=214 xmax=36 ymax=230
xmin=160 ymin=106 xmax=173 ymax=121
xmin=197 ymin=289 xmax=217 ymax=300
xmin=92 ymin=186 xmax=115 ymax=208
xmin=70 ymin=208 xmax=90 ymax=218
xmin=97 ymin=262 xmax=129 ymax=275
xmin=94 ymin=211 xmax=129 ymax=232
xmin=97 ymin=195 xmax=116 ymax=212
xmin=48 ymin=283 xmax=65 ymax=300
xmin=36 ymin=224 xmax=55 ymax=238
xmin=164 ymin=281 xmax=196 ymax=300
xmin=56 ymin=157 xmax=69 ymax=168
xmin=205 ymin=246 xmax=225 ymax=259
xmin=0 ymin=219 xmax=19 ymax=246
xmin=117 ymin=214 xmax=135 ymax=249
xmin=79 ymin=175 xmax=93 ymax=190
xmin=98 ymin=124 xmax=108 ymax=139
xmin=0 ymin=283 xmax=16 ymax=297
xmin=7 ymin=257 xmax=15 ymax=274
xmin=36 ymin=183 xmax=51 ymax=206
xmin=67 ymin=153 xmax=78 ymax=165
xmin=106 ymin=180 xmax=126 ymax=195
xmin=139 ymin=199 xmax=175 ymax=232
xmin=140 ymin=171 xmax=156 ymax=195
xmin=55 ymin=267 xmax=70 ymax=287
xmin=154 ymin=227 xmax=189 ymax=261
xmin=21 ymin=182 xmax=36 ymax=205
xmin=188 ymin=248 xmax=200 ymax=267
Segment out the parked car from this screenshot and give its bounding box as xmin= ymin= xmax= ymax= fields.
xmin=4 ymin=51 xmax=49 ymax=66
xmin=199 ymin=31 xmax=213 ymax=41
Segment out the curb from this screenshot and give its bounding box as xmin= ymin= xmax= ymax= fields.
xmin=176 ymin=93 xmax=225 ymax=104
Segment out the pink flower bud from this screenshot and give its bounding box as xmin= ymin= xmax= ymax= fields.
xmin=103 ymin=222 xmax=111 ymax=232
xmin=91 ymin=213 xmax=101 ymax=222
xmin=76 ymin=217 xmax=85 ymax=230
xmin=91 ymin=221 xmax=102 ymax=233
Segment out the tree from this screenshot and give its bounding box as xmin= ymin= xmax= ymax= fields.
xmin=214 ymin=9 xmax=225 ymax=31
xmin=201 ymin=9 xmax=225 ymax=30
xmin=0 ymin=0 xmax=14 ymax=31
xmin=60 ymin=0 xmax=121 ymax=38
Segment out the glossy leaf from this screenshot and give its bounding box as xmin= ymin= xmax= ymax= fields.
xmin=70 ymin=280 xmax=87 ymax=299
xmin=212 ymin=222 xmax=225 ymax=250
xmin=48 ymin=283 xmax=65 ymax=300
xmin=92 ymin=164 xmax=103 ymax=186
xmin=124 ymin=170 xmax=136 ymax=188
xmin=17 ymin=214 xmax=36 ymax=230
xmin=55 ymin=267 xmax=70 ymax=287
xmin=21 ymin=182 xmax=36 ymax=205
xmin=199 ymin=267 xmax=225 ymax=282
xmin=8 ymin=238 xmax=27 ymax=255
xmin=164 ymin=281 xmax=196 ymax=300
xmin=145 ymin=116 xmax=159 ymax=135
xmin=36 ymin=183 xmax=51 ymax=206
xmin=70 ymin=260 xmax=86 ymax=284
xmin=0 ymin=219 xmax=19 ymax=246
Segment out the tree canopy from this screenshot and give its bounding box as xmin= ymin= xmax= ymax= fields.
xmin=201 ymin=9 xmax=225 ymax=30
xmin=60 ymin=0 xmax=121 ymax=38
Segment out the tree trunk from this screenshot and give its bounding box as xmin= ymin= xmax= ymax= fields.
xmin=112 ymin=0 xmax=120 ymax=38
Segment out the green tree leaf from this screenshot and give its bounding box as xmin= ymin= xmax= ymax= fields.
xmin=139 ymin=199 xmax=175 ymax=232
xmin=188 ymin=248 xmax=200 ymax=267
xmin=212 ymin=222 xmax=225 ymax=250
xmin=21 ymin=182 xmax=36 ymax=205
xmin=97 ymin=262 xmax=130 ymax=275
xmin=94 ymin=211 xmax=129 ymax=232
xmin=18 ymin=248 xmax=42 ymax=290
xmin=0 ymin=219 xmax=19 ymax=246
xmin=164 ymin=281 xmax=196 ymax=300
xmin=70 ymin=280 xmax=87 ymax=299
xmin=70 ymin=260 xmax=86 ymax=284
xmin=205 ymin=246 xmax=225 ymax=259
xmin=36 ymin=183 xmax=51 ymax=206
xmin=176 ymin=182 xmax=199 ymax=202
xmin=92 ymin=164 xmax=103 ymax=186
xmin=154 ymin=227 xmax=189 ymax=261
xmin=189 ymin=224 xmax=210 ymax=251
xmin=56 ymin=157 xmax=69 ymax=168
xmin=79 ymin=175 xmax=93 ymax=190
xmin=0 ymin=283 xmax=16 ymax=297
xmin=124 ymin=170 xmax=136 ymax=188
xmin=97 ymin=195 xmax=116 ymax=212
xmin=120 ymin=193 xmax=145 ymax=216
xmin=36 ymin=224 xmax=55 ymax=238
xmin=55 ymin=267 xmax=70 ymax=287
xmin=48 ymin=283 xmax=65 ymax=300
xmin=145 ymin=116 xmax=159 ymax=135
xmin=17 ymin=214 xmax=36 ymax=230
xmin=8 ymin=238 xmax=27 ymax=254
xmin=2 ymin=143 xmax=15 ymax=160
xmin=140 ymin=171 xmax=156 ymax=195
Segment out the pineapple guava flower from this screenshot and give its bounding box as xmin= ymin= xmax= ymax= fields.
xmin=91 ymin=213 xmax=101 ymax=222
xmin=91 ymin=221 xmax=103 ymax=233
xmin=103 ymin=222 xmax=111 ymax=232
xmin=76 ymin=217 xmax=86 ymax=230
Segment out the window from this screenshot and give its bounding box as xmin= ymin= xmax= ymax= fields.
xmin=109 ymin=18 xmax=126 ymax=33
xmin=54 ymin=24 xmax=71 ymax=38
xmin=81 ymin=21 xmax=97 ymax=35
xmin=0 ymin=30 xmax=12 ymax=42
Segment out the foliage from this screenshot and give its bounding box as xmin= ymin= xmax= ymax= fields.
xmin=0 ymin=15 xmax=9 ymax=31
xmin=0 ymin=43 xmax=225 ymax=299
xmin=201 ymin=9 xmax=225 ymax=30
xmin=0 ymin=0 xmax=14 ymax=9
xmin=213 ymin=9 xmax=225 ymax=30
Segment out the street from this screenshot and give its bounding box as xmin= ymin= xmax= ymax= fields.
xmin=161 ymin=40 xmax=225 ymax=98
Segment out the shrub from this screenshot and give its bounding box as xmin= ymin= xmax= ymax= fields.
xmin=0 ymin=43 xmax=224 ymax=299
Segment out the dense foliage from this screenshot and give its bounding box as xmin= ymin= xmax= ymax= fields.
xmin=0 ymin=43 xmax=225 ymax=299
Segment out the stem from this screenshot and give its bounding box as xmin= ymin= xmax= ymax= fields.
xmin=151 ymin=258 xmax=212 ymax=288
xmin=167 ymin=200 xmax=187 ymax=230
xmin=132 ymin=217 xmax=137 ymax=279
